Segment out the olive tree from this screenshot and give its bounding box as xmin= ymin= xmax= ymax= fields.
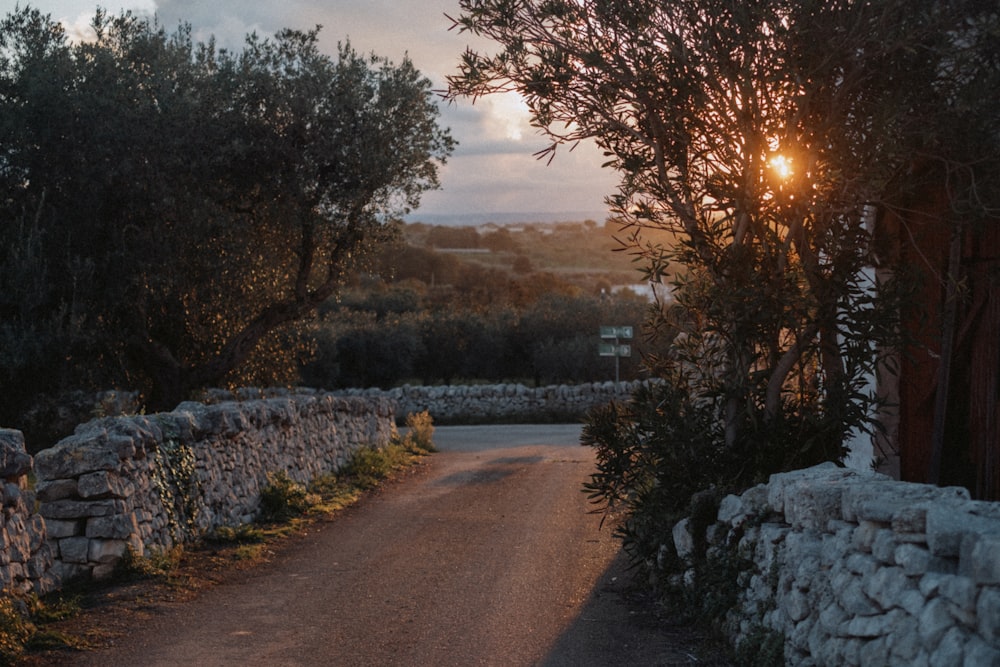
xmin=0 ymin=7 xmax=454 ymax=416
xmin=446 ymin=0 xmax=1000 ymax=548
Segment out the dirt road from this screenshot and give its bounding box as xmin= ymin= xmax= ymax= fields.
xmin=56 ymin=425 xmax=728 ymax=666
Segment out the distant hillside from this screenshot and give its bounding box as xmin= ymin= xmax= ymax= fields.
xmin=377 ymin=218 xmax=673 ymax=294
xmin=402 ymin=211 xmax=609 ymax=226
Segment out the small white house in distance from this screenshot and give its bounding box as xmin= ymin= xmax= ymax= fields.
xmin=609 ymin=281 xmax=673 ymax=303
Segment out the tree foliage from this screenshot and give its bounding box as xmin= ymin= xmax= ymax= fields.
xmin=302 ymin=281 xmax=650 ymax=390
xmin=0 ymin=6 xmax=454 ymax=426
xmin=446 ymin=0 xmax=1000 ymax=553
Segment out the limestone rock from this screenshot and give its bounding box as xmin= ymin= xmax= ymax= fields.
xmin=673 ymin=518 xmax=695 ymax=560
xmin=0 ymin=430 xmax=31 ymax=479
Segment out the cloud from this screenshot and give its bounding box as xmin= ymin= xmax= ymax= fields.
xmin=20 ymin=0 xmax=618 ymax=219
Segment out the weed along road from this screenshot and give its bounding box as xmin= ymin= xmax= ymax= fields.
xmin=60 ymin=424 xmax=715 ymax=667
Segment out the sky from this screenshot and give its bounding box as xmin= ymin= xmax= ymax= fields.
xmin=5 ymin=0 xmax=619 ymax=224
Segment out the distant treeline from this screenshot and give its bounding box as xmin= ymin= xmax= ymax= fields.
xmin=302 ymin=265 xmax=661 ymax=390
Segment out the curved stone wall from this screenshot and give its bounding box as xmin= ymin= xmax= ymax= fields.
xmin=674 ymin=463 xmax=1000 ymax=665
xmin=336 ymin=381 xmax=639 ymax=422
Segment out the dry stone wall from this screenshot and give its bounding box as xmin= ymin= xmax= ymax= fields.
xmin=0 ymin=430 xmax=53 ymax=595
xmin=32 ymin=392 xmax=394 ymax=584
xmin=674 ymin=463 xmax=1000 ymax=666
xmin=337 ymin=381 xmax=639 ymax=422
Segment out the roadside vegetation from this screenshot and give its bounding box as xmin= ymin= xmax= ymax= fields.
xmin=11 ymin=412 xmax=435 ymax=664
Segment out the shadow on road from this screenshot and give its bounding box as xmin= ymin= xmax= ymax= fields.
xmin=432 ymin=455 xmax=545 ymax=486
xmin=540 ymin=550 xmax=735 ymax=667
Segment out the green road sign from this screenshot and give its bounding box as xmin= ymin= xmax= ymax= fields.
xmin=599 ymin=326 xmax=633 ymax=339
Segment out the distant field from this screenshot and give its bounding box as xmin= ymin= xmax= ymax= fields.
xmin=400 ymin=219 xmax=677 ymax=286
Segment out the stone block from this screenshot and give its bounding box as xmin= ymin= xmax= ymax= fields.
xmin=39 ymin=499 xmax=119 ymax=520
xmin=86 ymin=514 xmax=139 ymax=540
xmin=34 ymin=438 xmax=119 ymax=479
xmin=919 ymin=597 xmax=954 ymax=649
xmin=793 ymin=552 xmax=823 ymax=589
xmin=673 ymin=518 xmax=694 ymax=560
xmin=887 ymin=614 xmax=920 ymax=661
xmin=839 ymin=576 xmax=881 ymax=616
xmin=1 ymin=482 xmax=21 ymax=508
xmin=900 ymin=588 xmax=927 ymax=617
xmin=846 ymin=552 xmax=879 ymax=576
xmin=858 ymin=635 xmax=890 ymax=664
xmin=0 ymin=429 xmax=31 ymax=478
xmin=843 ymin=481 xmax=968 ymax=523
xmin=784 ymin=588 xmax=810 ymax=622
xmin=717 ymin=493 xmax=745 ymax=524
xmin=58 ymin=536 xmax=91 ymax=564
xmin=927 ymin=506 xmax=1000 ymax=557
xmin=815 ymin=629 xmax=843 ymax=665
xmin=873 ymin=529 xmax=899 ymax=564
xmin=863 ymin=566 xmax=910 ymax=610
xmin=893 ymin=505 xmax=930 ymax=535
xmin=49 ymin=559 xmax=89 ymax=584
xmin=959 ymin=532 xmax=1000 ymax=585
xmin=821 ymin=531 xmax=851 ymax=568
xmin=785 ymin=620 xmax=815 ymax=651
xmin=853 ymin=521 xmax=883 ymax=553
xmin=964 ymin=636 xmax=1000 ymax=667
xmin=87 ymin=538 xmax=127 ymax=564
xmin=25 ymin=514 xmax=46 ymax=550
xmin=6 ymin=534 xmax=29 ymax=564
xmin=938 ymin=574 xmax=976 ymax=616
xmin=26 ymin=549 xmax=51 ymax=582
xmin=896 ymin=543 xmax=933 ymax=576
xmin=78 ymin=471 xmax=131 ymax=499
xmin=35 ymin=479 xmax=79 ymax=502
xmin=105 ymin=435 xmax=137 ymax=460
xmin=768 ymin=463 xmax=856 ymax=520
xmin=976 ymin=587 xmax=1000 ymax=642
xmin=930 ymin=627 xmax=966 ymax=667
xmin=151 ymin=410 xmax=199 ymax=442
xmin=920 ymin=572 xmax=948 ymax=598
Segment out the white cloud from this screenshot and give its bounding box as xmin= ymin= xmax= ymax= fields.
xmin=8 ymin=0 xmax=618 ymax=219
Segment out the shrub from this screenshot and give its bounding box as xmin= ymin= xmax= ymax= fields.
xmin=0 ymin=597 xmax=32 ymax=665
xmin=401 ymin=411 xmax=436 ymax=453
xmin=583 ymin=381 xmax=736 ymax=566
xmin=207 ymin=524 xmax=266 ymax=545
xmin=113 ymin=546 xmax=184 ymax=582
xmin=338 ymin=448 xmax=392 ymax=490
xmin=258 ymin=471 xmax=319 ymax=522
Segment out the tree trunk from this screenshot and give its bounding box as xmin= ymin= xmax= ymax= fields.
xmin=928 ymin=222 xmax=963 ymax=485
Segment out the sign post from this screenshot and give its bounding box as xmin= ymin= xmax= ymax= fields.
xmin=599 ymin=326 xmax=633 ymax=387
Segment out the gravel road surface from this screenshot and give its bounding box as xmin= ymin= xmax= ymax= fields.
xmin=57 ymin=424 xmax=728 ymax=666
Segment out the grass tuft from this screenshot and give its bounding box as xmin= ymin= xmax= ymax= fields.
xmin=0 ymin=592 xmax=88 ymax=662
xmin=113 ymin=546 xmax=184 ymax=583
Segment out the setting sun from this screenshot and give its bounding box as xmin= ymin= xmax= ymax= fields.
xmin=769 ymin=154 xmax=793 ymax=180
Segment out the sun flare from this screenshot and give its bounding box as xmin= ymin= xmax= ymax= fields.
xmin=769 ymin=154 xmax=793 ymax=180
